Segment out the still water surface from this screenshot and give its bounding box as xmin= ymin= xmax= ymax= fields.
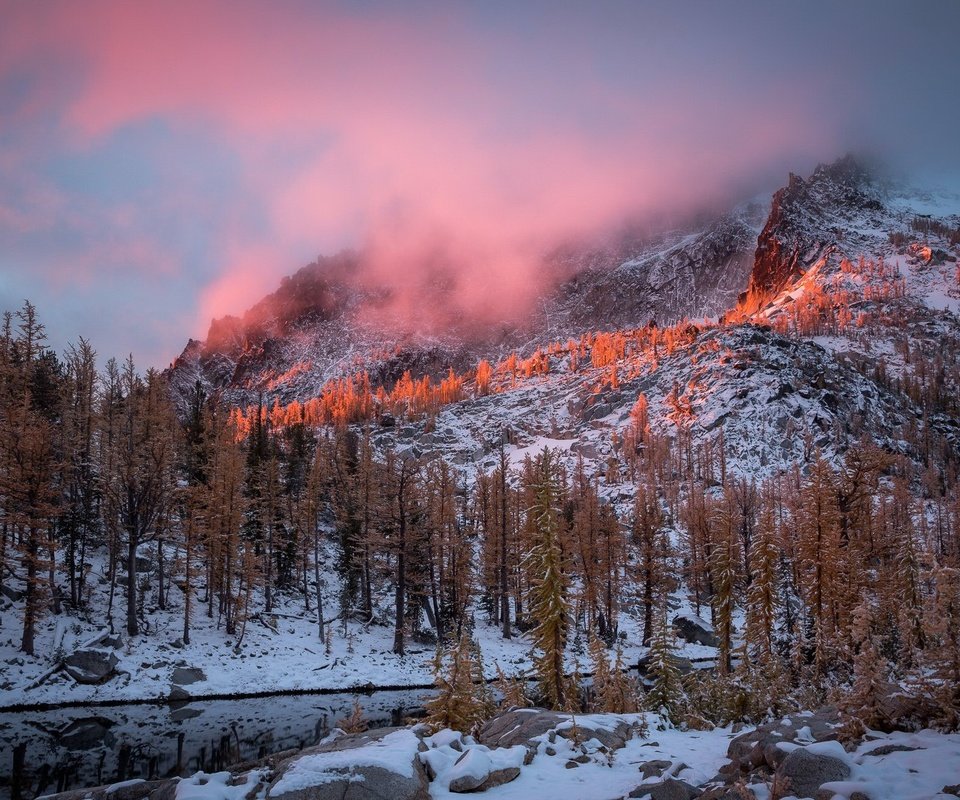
xmin=0 ymin=690 xmax=429 ymax=800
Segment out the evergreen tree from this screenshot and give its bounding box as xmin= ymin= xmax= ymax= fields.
xmin=645 ymin=602 xmax=686 ymax=723
xmin=424 ymin=630 xmax=493 ymax=734
xmin=527 ymin=449 xmax=572 ymax=710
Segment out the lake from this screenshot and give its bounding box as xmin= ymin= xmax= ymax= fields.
xmin=0 ymin=689 xmax=430 ymax=800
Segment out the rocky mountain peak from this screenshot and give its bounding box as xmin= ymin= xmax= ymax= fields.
xmin=739 ymin=155 xmax=882 ymax=312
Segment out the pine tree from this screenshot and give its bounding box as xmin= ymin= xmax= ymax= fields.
xmin=838 ymin=598 xmax=892 ymax=733
xmin=645 ymin=602 xmax=686 ymax=723
xmin=494 ymin=662 xmax=530 ymax=710
xmin=922 ymin=566 xmax=960 ymax=721
xmin=589 ymin=632 xmax=637 ymax=713
xmin=527 ymin=449 xmax=572 ymax=710
xmin=745 ymin=489 xmax=779 ymax=667
xmin=424 ymin=630 xmax=493 ymax=734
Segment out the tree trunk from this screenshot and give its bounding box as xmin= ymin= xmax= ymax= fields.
xmin=126 ymin=534 xmax=139 ymax=637
xmin=20 ymin=527 xmax=37 ymax=655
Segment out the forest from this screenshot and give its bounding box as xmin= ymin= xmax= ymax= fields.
xmin=1 ymin=297 xmax=959 ymax=736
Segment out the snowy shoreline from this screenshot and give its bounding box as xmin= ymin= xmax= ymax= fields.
xmin=0 ymin=680 xmax=440 ymax=713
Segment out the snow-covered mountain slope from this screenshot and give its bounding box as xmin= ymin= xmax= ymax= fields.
xmin=167 ymin=204 xmax=766 ymax=412
xmin=168 ymin=156 xmax=960 ymax=484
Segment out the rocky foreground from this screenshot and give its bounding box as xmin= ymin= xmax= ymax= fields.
xmin=39 ymin=708 xmax=960 ymax=800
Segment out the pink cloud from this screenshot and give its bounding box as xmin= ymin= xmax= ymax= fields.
xmin=1 ymin=1 xmax=844 ymax=346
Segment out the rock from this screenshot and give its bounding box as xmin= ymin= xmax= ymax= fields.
xmin=863 ymin=743 xmax=921 ymax=756
xmin=640 ymin=760 xmax=673 ymax=779
xmin=557 ymin=718 xmax=633 ymax=752
xmin=171 ymin=666 xmax=206 ymax=685
xmin=630 ymin=778 xmax=700 ymax=800
xmin=774 ymin=747 xmax=850 ymax=799
xmin=446 ymin=748 xmax=521 ymax=793
xmin=565 ymin=761 xmax=579 ymax=769
xmin=448 ymin=748 xmax=492 ymax=792
xmin=1 ymin=584 xmax=24 ymax=602
xmin=570 ymin=441 xmax=599 ymax=459
xmin=478 ymin=766 xmax=520 ymax=790
xmin=36 ymin=779 xmax=176 ymax=800
xmin=63 ymin=649 xmax=119 ymax=684
xmin=727 ymin=710 xmax=841 ymax=772
xmin=583 ymin=402 xmax=613 ymax=422
xmin=101 ymin=634 xmax=124 ymax=650
xmin=268 ymin=727 xmax=429 ymax=800
xmin=637 ymin=653 xmax=694 ymax=679
xmin=58 ymin=717 xmax=113 ymax=749
xmin=672 ymin=614 xmax=719 ymax=648
xmin=477 ymin=708 xmax=568 ymax=749
xmin=122 ymin=556 xmax=154 ymax=573
xmin=168 ymin=685 xmax=191 ymax=702
xmin=942 ymin=785 xmax=960 ymax=798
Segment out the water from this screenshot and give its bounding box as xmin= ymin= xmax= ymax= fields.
xmin=0 ymin=690 xmax=430 ymax=800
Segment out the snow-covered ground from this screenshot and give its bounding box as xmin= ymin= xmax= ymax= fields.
xmin=69 ymin=713 xmax=960 ymax=800
xmin=0 ymin=543 xmax=722 ymax=709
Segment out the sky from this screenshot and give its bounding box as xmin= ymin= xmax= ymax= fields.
xmin=1 ymin=0 xmax=959 ymax=367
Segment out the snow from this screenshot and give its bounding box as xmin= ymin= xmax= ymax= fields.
xmin=425 ymin=714 xmax=734 ymax=800
xmin=268 ymin=729 xmax=419 ymax=795
xmin=104 ymin=780 xmax=145 ymax=795
xmin=176 ymin=770 xmax=265 ymax=800
xmin=821 ymin=729 xmax=960 ymax=800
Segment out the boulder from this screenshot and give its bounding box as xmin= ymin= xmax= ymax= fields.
xmin=171 ymin=666 xmax=206 ymax=685
xmin=447 ymin=748 xmax=492 ymax=792
xmin=63 ymin=649 xmax=119 ymax=684
xmin=727 ymin=710 xmax=841 ymax=773
xmin=35 ymin=779 xmax=176 ymax=800
xmin=267 ymin=727 xmax=429 ymax=800
xmin=477 ymin=708 xmax=568 ymax=749
xmin=557 ymin=717 xmax=633 ymax=752
xmin=445 ymin=748 xmax=521 ymax=793
xmin=630 ymin=778 xmax=700 ymax=800
xmin=1 ymin=584 xmax=24 ymax=602
xmin=639 ymin=759 xmax=673 ymax=779
xmin=672 ymin=614 xmax=719 ymax=648
xmin=637 ymin=653 xmax=694 ymax=679
xmin=58 ymin=717 xmax=113 ymax=749
xmin=773 ymin=747 xmax=850 ymax=799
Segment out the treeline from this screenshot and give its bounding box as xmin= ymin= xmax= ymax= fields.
xmin=229 ymin=322 xmax=703 ymax=433
xmin=2 ymin=300 xmax=959 ymax=730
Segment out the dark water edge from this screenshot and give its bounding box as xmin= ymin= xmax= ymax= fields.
xmin=0 ymin=689 xmax=431 ymax=800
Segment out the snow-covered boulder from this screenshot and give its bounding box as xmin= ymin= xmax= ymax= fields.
xmin=773 ymin=744 xmax=850 ymax=799
xmin=445 ymin=746 xmax=521 ymax=793
xmin=171 ymin=667 xmax=206 ymax=685
xmin=266 ymin=727 xmax=429 ymax=800
xmin=629 ymin=777 xmax=700 ymax=800
xmin=63 ymin=649 xmax=119 ymax=684
xmin=727 ymin=711 xmax=840 ymax=772
xmin=477 ymin=708 xmax=568 ymax=749
xmin=672 ymin=614 xmax=719 ymax=648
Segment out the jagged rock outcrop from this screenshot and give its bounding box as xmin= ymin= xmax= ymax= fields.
xmin=740 ymin=155 xmax=881 ymax=312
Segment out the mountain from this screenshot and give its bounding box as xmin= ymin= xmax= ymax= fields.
xmin=168 ymin=156 xmax=960 ymax=479
xmin=168 ymin=201 xmax=767 ymax=409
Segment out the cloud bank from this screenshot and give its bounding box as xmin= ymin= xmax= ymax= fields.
xmin=1 ymin=0 xmax=958 ymax=364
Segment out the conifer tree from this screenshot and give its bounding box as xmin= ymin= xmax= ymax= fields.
xmin=494 ymin=662 xmax=530 ymax=710
xmin=527 ymin=449 xmax=572 ymax=710
xmin=424 ymin=630 xmax=493 ymax=734
xmin=645 ymin=602 xmax=686 ymax=723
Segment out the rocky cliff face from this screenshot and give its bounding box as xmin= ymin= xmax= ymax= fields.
xmin=740 ymin=155 xmax=884 ymax=312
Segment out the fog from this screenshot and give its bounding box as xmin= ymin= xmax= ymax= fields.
xmin=1 ymin=0 xmax=958 ymax=364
